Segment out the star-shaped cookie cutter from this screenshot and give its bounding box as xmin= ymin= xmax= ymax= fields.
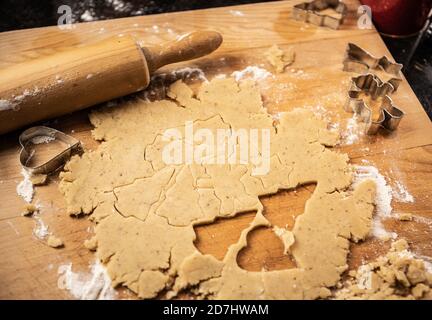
xmin=343 ymin=43 xmax=403 ymax=91
xmin=345 ymin=74 xmax=405 ymax=135
xmin=19 ymin=126 xmax=82 ymax=174
xmin=292 ymin=0 xmax=348 ymax=30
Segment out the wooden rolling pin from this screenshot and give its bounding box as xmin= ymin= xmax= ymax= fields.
xmin=0 ymin=31 xmax=223 ymax=135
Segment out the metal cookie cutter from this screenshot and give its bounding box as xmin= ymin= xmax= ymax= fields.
xmin=345 ymin=74 xmax=405 ymax=135
xmin=343 ymin=43 xmax=403 ymax=91
xmin=292 ymin=0 xmax=348 ymax=30
xmin=19 ymin=126 xmax=82 ymax=174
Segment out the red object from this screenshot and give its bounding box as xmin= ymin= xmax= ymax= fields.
xmin=360 ymin=0 xmax=432 ymax=36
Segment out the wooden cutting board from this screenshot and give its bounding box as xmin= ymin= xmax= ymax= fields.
xmin=1 ymin=0 xmax=431 ymax=299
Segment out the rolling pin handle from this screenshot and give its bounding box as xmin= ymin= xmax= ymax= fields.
xmin=142 ymin=31 xmax=223 ymax=73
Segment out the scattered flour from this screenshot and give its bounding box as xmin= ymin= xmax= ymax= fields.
xmin=0 ymin=99 xmax=15 ymax=111
xmin=356 ymin=264 xmax=373 ymax=290
xmin=289 ymin=68 xmax=312 ymax=79
xmin=229 ymin=10 xmax=245 ymax=17
xmin=16 ymin=169 xmax=34 ymax=203
xmin=57 ymin=261 xmax=117 ymax=300
xmin=33 ymin=216 xmax=50 ymax=239
xmin=14 ymin=92 xmax=29 ymax=102
xmin=231 ymin=66 xmax=274 ymax=82
xmin=342 ymin=115 xmax=361 ymax=145
xmin=305 ymin=105 xmax=331 ymax=122
xmin=152 ymin=67 xmax=208 ymax=83
xmin=353 ymin=166 xmax=397 ymax=240
xmin=10 ymin=88 xmax=37 ymax=109
xmin=213 ymin=74 xmax=227 ymax=80
xmin=8 ymin=87 xmax=41 ymax=110
xmin=171 ymin=67 xmax=208 ymax=82
xmin=31 ymin=135 xmax=55 ymax=145
xmin=392 ymin=181 xmax=414 ymax=203
xmin=412 ymin=215 xmax=432 ymax=227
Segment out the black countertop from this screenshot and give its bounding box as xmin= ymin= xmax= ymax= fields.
xmin=1 ymin=0 xmax=431 ymax=119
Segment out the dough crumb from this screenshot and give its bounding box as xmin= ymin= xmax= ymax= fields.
xmin=392 ymin=238 xmax=409 ymax=251
xmin=30 ymin=173 xmax=48 ymax=186
xmin=22 ymin=204 xmax=38 ymax=216
xmin=399 ymin=213 xmax=413 ymax=221
xmin=273 ymin=226 xmax=295 ymax=254
xmin=264 ymin=45 xmax=295 ymax=73
xmin=47 ymin=235 xmax=64 ymax=248
xmin=84 ymin=237 xmax=97 ymax=251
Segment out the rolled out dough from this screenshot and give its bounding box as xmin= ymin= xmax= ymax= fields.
xmin=60 ymin=78 xmax=381 ymax=299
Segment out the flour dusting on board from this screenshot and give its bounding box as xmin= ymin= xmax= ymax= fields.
xmin=58 ymin=261 xmax=116 ymax=300
xmin=229 ymin=10 xmax=245 ymax=17
xmin=231 ymin=66 xmax=274 ymax=82
xmin=3 ymin=87 xmax=41 ymax=112
xmin=33 ymin=215 xmax=50 ymax=239
xmin=342 ymin=115 xmax=362 ymax=145
xmin=152 ymin=67 xmax=208 ymax=83
xmin=0 ymin=99 xmax=15 ymax=111
xmin=353 ymin=165 xmax=397 ymax=240
xmin=16 ymin=169 xmax=34 ymax=203
xmin=393 ymin=181 xmax=414 ymax=203
xmin=171 ymin=67 xmax=208 ymax=82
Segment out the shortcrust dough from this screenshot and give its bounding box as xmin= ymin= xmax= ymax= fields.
xmin=47 ymin=235 xmax=64 ymax=248
xmin=60 ymin=78 xmax=380 ymax=299
xmin=265 ymin=45 xmax=295 ymax=73
xmin=336 ymin=239 xmax=432 ymax=299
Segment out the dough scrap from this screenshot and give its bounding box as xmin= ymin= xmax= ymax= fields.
xmin=265 ymin=45 xmax=295 ymax=73
xmin=399 ymin=213 xmax=413 ymax=221
xmin=22 ymin=204 xmax=38 ymax=216
xmin=60 ymin=78 xmax=381 ymax=299
xmin=30 ymin=174 xmax=47 ymax=186
xmin=47 ymin=235 xmax=63 ymax=248
xmin=273 ymin=226 xmax=295 ymax=254
xmin=335 ymin=239 xmax=432 ymax=300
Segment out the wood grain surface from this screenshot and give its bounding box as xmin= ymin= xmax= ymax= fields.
xmin=0 ymin=0 xmax=431 ymax=299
